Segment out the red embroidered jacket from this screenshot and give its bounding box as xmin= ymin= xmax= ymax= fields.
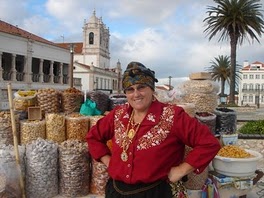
xmin=86 ymin=100 xmax=221 ymax=184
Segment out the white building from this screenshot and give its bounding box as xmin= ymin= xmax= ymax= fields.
xmin=238 ymin=61 xmax=264 ymax=107
xmin=57 ymin=10 xmax=122 ymax=93
xmin=0 ymin=20 xmax=79 ymax=108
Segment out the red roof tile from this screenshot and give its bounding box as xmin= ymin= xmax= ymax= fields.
xmin=56 ymin=42 xmax=83 ymax=53
xmin=0 ymin=20 xmax=65 ymax=48
xmin=242 ymin=61 xmax=264 ymax=70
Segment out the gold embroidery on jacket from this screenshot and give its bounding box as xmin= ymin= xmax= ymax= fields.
xmin=114 ymin=107 xmax=128 ymax=146
xmin=114 ymin=105 xmax=175 ymax=149
xmin=146 ymin=113 xmax=156 ymax=122
xmin=137 ymin=105 xmax=174 ymax=150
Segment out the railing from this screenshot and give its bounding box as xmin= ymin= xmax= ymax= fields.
xmin=242 ymin=89 xmax=264 ymax=93
xmin=63 ymin=76 xmax=68 ymax=84
xmin=16 ymin=72 xmax=24 ymax=81
xmin=43 ymin=74 xmax=50 ymax=83
xmin=1 ymin=70 xmax=82 ymax=88
xmin=54 ymin=76 xmax=60 ymax=83
xmin=32 ymin=73 xmax=40 ymax=82
xmin=2 ymin=71 xmax=11 ymax=80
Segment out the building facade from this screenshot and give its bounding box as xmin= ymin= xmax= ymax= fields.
xmin=58 ymin=10 xmax=122 ymax=93
xmin=238 ymin=61 xmax=264 ymax=107
xmin=0 ymin=20 xmax=80 ymax=108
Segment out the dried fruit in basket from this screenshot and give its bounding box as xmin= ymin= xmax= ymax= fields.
xmin=217 ymin=145 xmax=252 ymax=158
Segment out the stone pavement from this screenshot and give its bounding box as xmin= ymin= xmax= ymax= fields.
xmin=232 ymin=107 xmax=264 ymax=197
xmin=231 ymin=106 xmax=264 ymax=121
xmin=247 ymin=182 xmax=264 ymax=198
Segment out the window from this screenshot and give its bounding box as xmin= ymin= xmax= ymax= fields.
xmin=243 ymin=84 xmax=247 ymax=90
xmin=262 ymin=74 xmax=264 ymax=79
xmin=89 ymin=32 xmax=94 ymax=44
xmin=249 ymin=74 xmax=254 ymax=79
xmin=100 ymin=78 xmax=103 ymax=89
xmin=95 ymin=77 xmax=99 ymax=89
xmin=249 ymin=84 xmax=254 ymax=90
xmin=256 ymin=74 xmax=260 ymax=79
xmin=249 ymin=95 xmax=253 ymax=102
xmin=112 ymin=79 xmax=115 ymax=90
xmin=243 ymin=74 xmax=247 ymax=79
xmin=243 ymin=95 xmax=247 ymax=102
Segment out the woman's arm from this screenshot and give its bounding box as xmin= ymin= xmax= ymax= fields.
xmin=168 ymin=162 xmax=194 ymax=183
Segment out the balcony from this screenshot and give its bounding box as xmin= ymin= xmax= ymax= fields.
xmin=241 ymin=89 xmax=264 ymax=94
xmin=1 ymin=70 xmax=82 ymax=90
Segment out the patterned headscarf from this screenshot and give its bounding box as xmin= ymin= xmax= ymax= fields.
xmin=122 ymin=61 xmax=158 ymax=90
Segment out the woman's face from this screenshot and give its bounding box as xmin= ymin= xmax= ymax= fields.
xmin=125 ymin=84 xmax=154 ymax=112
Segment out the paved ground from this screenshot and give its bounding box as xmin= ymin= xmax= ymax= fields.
xmin=248 ymin=182 xmax=264 ymax=198
xmin=234 ymin=107 xmax=264 ymax=121
xmin=232 ymin=107 xmax=264 ymax=197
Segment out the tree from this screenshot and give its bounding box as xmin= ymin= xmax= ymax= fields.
xmin=205 ymin=55 xmax=241 ymax=97
xmin=203 ymin=0 xmax=264 ymax=104
xmin=206 ymin=55 xmax=230 ymax=96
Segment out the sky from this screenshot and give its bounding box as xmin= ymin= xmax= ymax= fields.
xmin=1 ymin=0 xmax=264 ymax=87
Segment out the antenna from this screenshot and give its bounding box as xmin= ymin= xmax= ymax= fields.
xmin=60 ymin=35 xmax=64 ymax=43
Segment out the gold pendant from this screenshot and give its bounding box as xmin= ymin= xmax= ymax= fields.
xmin=128 ymin=129 xmax=135 ymax=139
xmin=121 ymin=151 xmax=128 ymax=162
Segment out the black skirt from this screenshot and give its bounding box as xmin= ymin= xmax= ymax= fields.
xmin=105 ymin=178 xmax=173 ymax=198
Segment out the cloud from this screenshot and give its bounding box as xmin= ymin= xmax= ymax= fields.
xmin=110 ymin=0 xmax=180 ymax=25
xmin=1 ymin=0 xmax=264 ymax=80
xmin=0 ymin=0 xmax=28 ymax=24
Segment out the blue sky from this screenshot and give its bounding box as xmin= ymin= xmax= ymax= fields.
xmin=1 ymin=0 xmax=264 ymax=88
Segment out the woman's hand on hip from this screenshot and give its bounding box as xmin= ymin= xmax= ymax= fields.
xmin=168 ymin=162 xmax=194 ymax=183
xmin=100 ymin=155 xmax=111 ymax=167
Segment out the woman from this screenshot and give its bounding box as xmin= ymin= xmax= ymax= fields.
xmin=86 ymin=61 xmax=221 ymax=198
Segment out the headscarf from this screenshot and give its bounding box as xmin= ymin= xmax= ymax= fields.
xmin=122 ymin=61 xmax=158 ymax=91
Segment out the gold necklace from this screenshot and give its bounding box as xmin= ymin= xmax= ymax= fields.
xmin=121 ymin=110 xmax=142 ymax=162
xmin=127 ymin=119 xmax=140 ymax=139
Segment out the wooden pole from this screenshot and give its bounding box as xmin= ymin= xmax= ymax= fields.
xmin=7 ymin=83 xmax=26 ymax=198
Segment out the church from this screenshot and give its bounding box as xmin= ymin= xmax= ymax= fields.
xmin=58 ymin=10 xmax=122 ymax=93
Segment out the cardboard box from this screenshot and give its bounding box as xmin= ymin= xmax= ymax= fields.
xmin=189 ymin=72 xmax=212 ymax=80
xmin=28 ymin=107 xmax=42 ymax=120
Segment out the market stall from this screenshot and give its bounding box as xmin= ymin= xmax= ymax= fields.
xmin=0 ymin=77 xmax=263 ymax=198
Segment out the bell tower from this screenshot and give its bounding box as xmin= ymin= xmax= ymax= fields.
xmin=82 ymin=10 xmax=110 ymax=68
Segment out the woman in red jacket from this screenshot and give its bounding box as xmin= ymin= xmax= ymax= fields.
xmin=86 ymin=61 xmax=221 ymax=198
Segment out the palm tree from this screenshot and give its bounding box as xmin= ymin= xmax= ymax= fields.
xmin=206 ymin=55 xmax=230 ymax=96
xmin=205 ymin=55 xmax=241 ymax=97
xmin=203 ymin=0 xmax=264 ymax=104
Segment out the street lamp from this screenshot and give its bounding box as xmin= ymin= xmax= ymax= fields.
xmin=69 ymin=44 xmax=74 ymax=87
xmin=219 ymin=93 xmax=227 ymax=106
